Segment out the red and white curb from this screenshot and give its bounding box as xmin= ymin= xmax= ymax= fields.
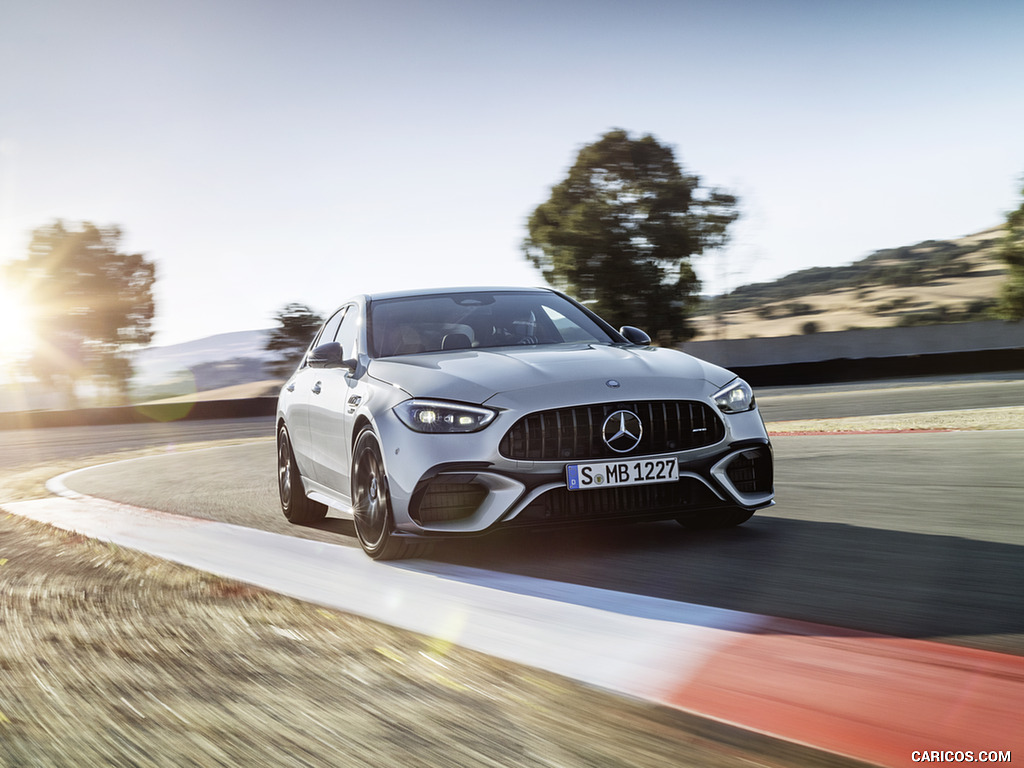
xmin=5 ymin=492 xmax=1022 ymax=767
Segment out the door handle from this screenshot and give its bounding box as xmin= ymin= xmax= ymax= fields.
xmin=312 ymin=381 xmax=322 ymax=395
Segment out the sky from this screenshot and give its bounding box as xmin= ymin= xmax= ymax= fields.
xmin=1 ymin=0 xmax=1022 ymax=346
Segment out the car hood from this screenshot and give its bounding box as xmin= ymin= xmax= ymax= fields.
xmin=367 ymin=343 xmax=735 ymax=409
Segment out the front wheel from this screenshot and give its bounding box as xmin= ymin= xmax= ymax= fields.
xmin=677 ymin=507 xmax=755 ymax=530
xmin=351 ymin=429 xmax=427 ymax=560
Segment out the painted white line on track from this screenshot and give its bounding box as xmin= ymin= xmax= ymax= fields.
xmin=3 ymin=494 xmax=758 ymax=704
xmin=6 ymin=488 xmax=1024 ymax=768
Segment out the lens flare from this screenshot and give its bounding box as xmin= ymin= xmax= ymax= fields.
xmin=0 ymin=278 xmax=36 ymax=371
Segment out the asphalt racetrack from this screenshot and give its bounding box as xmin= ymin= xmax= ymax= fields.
xmin=50 ymin=375 xmax=1024 ymax=658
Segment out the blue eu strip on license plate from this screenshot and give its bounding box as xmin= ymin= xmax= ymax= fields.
xmin=566 ymin=458 xmax=678 ymax=491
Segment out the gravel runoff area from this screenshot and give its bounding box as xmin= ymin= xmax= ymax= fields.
xmin=4 ymin=405 xmax=1016 ymax=767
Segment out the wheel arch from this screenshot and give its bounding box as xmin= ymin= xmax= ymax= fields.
xmin=351 ymin=413 xmax=374 ymax=449
xmin=349 ymin=414 xmax=379 ymax=503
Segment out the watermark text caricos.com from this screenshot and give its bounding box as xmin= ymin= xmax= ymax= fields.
xmin=912 ymin=751 xmax=1011 ymax=763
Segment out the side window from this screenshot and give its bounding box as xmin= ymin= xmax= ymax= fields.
xmin=315 ymin=308 xmax=345 ymax=347
xmin=336 ymin=304 xmax=360 ymax=359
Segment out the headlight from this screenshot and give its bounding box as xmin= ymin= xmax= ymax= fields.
xmin=713 ymin=379 xmax=756 ymax=414
xmin=394 ymin=399 xmax=497 ymax=433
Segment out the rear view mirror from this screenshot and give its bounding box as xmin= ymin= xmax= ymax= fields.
xmin=307 ymin=342 xmax=355 ymax=370
xmin=619 ymin=326 xmax=652 ymax=345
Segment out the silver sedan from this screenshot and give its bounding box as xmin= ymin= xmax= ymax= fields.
xmin=276 ymin=287 xmax=773 ymax=559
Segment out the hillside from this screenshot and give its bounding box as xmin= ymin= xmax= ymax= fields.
xmin=692 ymin=226 xmax=1007 ymax=339
xmin=129 ymin=329 xmax=277 ymax=400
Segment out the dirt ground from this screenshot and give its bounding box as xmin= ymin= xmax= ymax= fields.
xmin=0 ymin=457 xmax=857 ymax=768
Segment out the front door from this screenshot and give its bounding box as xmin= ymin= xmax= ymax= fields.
xmin=308 ymin=305 xmax=362 ymax=499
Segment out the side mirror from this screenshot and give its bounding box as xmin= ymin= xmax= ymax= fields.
xmin=307 ymin=342 xmax=355 ymax=370
xmin=619 ymin=326 xmax=652 ymax=345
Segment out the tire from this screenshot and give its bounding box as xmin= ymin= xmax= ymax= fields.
xmin=278 ymin=424 xmax=327 ymax=524
xmin=351 ymin=428 xmax=428 ymax=561
xmin=677 ymin=507 xmax=755 ymax=530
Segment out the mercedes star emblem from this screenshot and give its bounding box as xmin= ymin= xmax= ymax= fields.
xmin=602 ymin=410 xmax=643 ymax=453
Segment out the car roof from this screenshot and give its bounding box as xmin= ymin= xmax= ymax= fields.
xmin=363 ymin=285 xmax=557 ymax=302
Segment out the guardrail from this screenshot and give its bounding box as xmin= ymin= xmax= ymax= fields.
xmin=729 ymin=347 xmax=1024 ymax=386
xmin=0 ymin=397 xmax=278 ymax=430
xmin=684 ymin=320 xmax=1024 ymax=385
xmin=3 ymin=321 xmax=1022 ymax=429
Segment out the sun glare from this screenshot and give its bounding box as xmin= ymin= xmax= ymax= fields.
xmin=0 ymin=279 xmax=37 ymax=372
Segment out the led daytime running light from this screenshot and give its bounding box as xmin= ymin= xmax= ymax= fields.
xmin=394 ymin=400 xmax=496 ymax=433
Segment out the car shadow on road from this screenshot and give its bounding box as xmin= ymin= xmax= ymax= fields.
xmin=419 ymin=516 xmax=1024 ymax=654
xmin=307 ymin=517 xmax=356 ymax=537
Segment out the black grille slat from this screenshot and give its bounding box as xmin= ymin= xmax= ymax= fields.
xmin=511 ymin=477 xmax=724 ymax=525
xmin=725 ymin=447 xmax=774 ymax=494
xmin=663 ymin=399 xmax=671 ymax=448
xmin=414 ymin=479 xmax=487 ymax=524
xmin=499 ymin=400 xmax=724 ymax=461
xmin=585 ymin=407 xmax=596 ymax=456
xmin=644 ymin=402 xmax=656 ymax=449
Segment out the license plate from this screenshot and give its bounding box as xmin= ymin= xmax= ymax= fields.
xmin=566 ymin=458 xmax=678 ymax=491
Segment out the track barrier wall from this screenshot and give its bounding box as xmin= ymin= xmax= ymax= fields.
xmin=684 ymin=319 xmax=1024 ymax=386
xmin=2 ymin=321 xmax=1022 ymax=429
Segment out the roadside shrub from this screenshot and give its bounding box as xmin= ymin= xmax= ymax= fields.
xmin=872 ymin=297 xmax=913 ymax=314
xmin=784 ymin=301 xmax=819 ymax=316
xmin=895 ymin=306 xmax=951 ymax=327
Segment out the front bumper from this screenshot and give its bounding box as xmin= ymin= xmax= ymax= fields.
xmin=378 ymin=410 xmax=773 ymax=537
xmin=370 ymin=391 xmax=775 ymax=537
xmin=403 ymin=440 xmax=773 ymax=534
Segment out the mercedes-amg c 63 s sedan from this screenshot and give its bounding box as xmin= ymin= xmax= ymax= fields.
xmin=276 ymin=287 xmax=773 ymax=559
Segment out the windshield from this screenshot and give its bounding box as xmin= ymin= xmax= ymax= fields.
xmin=368 ymin=291 xmax=617 ymax=358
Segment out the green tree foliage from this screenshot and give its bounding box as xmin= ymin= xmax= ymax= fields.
xmin=265 ymin=302 xmax=324 ymax=376
xmin=4 ymin=220 xmax=156 ymax=403
xmin=523 ymin=129 xmax=739 ymax=343
xmin=997 ymin=181 xmax=1024 ymax=321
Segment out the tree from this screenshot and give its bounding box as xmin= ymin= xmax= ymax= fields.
xmin=265 ymin=302 xmax=324 ymax=376
xmin=4 ymin=220 xmax=156 ymax=404
xmin=523 ymin=129 xmax=739 ymax=343
xmin=996 ymin=180 xmax=1024 ymax=321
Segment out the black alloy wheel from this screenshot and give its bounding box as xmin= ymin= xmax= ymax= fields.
xmin=351 ymin=428 xmax=426 ymax=560
xmin=278 ymin=424 xmax=327 ymax=524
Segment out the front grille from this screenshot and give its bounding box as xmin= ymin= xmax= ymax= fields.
xmin=725 ymin=447 xmax=773 ymax=494
xmin=499 ymin=400 xmax=724 ymax=461
xmin=412 ymin=476 xmax=488 ymax=524
xmin=511 ymin=478 xmax=724 ymax=525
